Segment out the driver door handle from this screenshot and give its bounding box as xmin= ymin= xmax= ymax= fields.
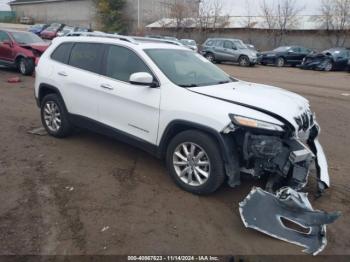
xmin=100 ymin=84 xmax=114 ymax=90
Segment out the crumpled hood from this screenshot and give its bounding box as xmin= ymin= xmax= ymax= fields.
xmin=20 ymin=42 xmax=50 ymax=53
xmin=191 ymin=81 xmax=310 ymax=128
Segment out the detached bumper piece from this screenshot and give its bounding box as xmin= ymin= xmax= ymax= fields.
xmin=239 ymin=187 xmax=340 ymax=255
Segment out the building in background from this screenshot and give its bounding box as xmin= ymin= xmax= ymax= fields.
xmin=9 ymin=0 xmax=97 ymax=28
xmin=9 ymin=0 xmax=200 ymax=31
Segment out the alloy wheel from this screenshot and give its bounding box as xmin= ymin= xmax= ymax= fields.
xmin=19 ymin=60 xmax=26 ymax=74
xmin=173 ymin=142 xmax=211 ymax=187
xmin=43 ymin=101 xmax=62 ymax=132
xmin=277 ymin=57 xmax=285 ymax=67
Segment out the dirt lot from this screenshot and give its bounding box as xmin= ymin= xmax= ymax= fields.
xmin=0 ymin=65 xmax=349 ymax=256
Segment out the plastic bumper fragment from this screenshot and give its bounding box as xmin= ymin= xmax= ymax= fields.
xmin=239 ymin=187 xmax=340 ymax=255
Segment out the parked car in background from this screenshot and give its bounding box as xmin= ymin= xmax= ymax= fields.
xmin=348 ymin=59 xmax=350 ymax=72
xmin=201 ymin=38 xmax=258 ymax=66
xmin=57 ymin=26 xmax=90 ymax=37
xmin=259 ymin=46 xmax=313 ymax=67
xmin=180 ymin=39 xmax=198 ymax=52
xmin=300 ymin=47 xmax=350 ymax=72
xmin=28 ymin=24 xmax=49 ymax=35
xmin=0 ymin=29 xmax=49 ymax=75
xmin=40 ymin=23 xmax=65 ymax=40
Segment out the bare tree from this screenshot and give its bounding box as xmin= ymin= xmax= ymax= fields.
xmin=316 ymin=0 xmax=350 ymax=46
xmin=260 ymin=0 xmax=303 ymax=47
xmin=196 ymin=0 xmax=229 ymax=42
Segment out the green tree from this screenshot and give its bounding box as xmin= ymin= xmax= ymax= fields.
xmin=95 ymin=0 xmax=127 ymax=33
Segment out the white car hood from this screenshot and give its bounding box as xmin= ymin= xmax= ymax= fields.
xmin=191 ymin=81 xmax=310 ymax=129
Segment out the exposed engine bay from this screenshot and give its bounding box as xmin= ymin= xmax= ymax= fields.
xmin=227 ymin=112 xmax=340 ymax=255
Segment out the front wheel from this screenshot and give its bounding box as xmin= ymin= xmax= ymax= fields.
xmin=276 ymin=57 xmax=285 ymax=67
xmin=166 ymin=130 xmax=225 ymax=195
xmin=238 ymin=55 xmax=250 ymax=67
xmin=18 ymin=57 xmax=35 ymax=76
xmin=324 ymin=60 xmax=333 ymax=71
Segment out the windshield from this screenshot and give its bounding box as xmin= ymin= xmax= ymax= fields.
xmin=145 ymin=49 xmax=234 ymax=87
xmin=273 ymin=46 xmax=291 ymax=52
xmin=181 ymin=39 xmax=196 ymax=46
xmin=11 ymin=32 xmax=44 ymax=44
xmin=62 ymin=26 xmax=73 ymax=33
xmin=46 ymin=24 xmax=61 ymax=32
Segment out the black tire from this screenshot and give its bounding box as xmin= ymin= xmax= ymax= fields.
xmin=276 ymin=57 xmax=285 ymax=67
xmin=324 ymin=60 xmax=333 ymax=71
xmin=238 ymin=55 xmax=250 ymax=67
xmin=166 ymin=130 xmax=225 ymax=195
xmin=40 ymin=94 xmax=72 ymax=138
xmin=205 ymin=53 xmax=216 ymax=63
xmin=17 ymin=57 xmax=35 ymax=76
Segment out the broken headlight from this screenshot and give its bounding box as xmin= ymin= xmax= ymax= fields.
xmin=229 ymin=114 xmax=284 ymax=132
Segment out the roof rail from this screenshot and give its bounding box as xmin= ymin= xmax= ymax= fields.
xmin=130 ymin=36 xmax=183 ymax=46
xmin=65 ymin=32 xmax=138 ymax=44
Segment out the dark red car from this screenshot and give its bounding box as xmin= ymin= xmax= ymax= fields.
xmin=0 ymin=29 xmax=49 ymax=75
xmin=40 ymin=23 xmax=65 ymax=40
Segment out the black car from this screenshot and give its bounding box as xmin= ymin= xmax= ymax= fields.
xmin=348 ymin=59 xmax=350 ymax=72
xmin=259 ymin=46 xmax=313 ymax=67
xmin=300 ymin=47 xmax=350 ymax=71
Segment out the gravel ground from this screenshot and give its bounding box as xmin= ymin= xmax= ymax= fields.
xmin=0 ymin=65 xmax=349 ymax=256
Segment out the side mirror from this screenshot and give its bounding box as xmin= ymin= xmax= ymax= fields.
xmin=3 ymin=40 xmax=13 ymax=47
xmin=129 ymin=72 xmax=158 ymax=87
xmin=232 ymin=46 xmax=237 ymax=50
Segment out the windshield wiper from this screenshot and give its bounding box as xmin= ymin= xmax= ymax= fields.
xmin=218 ymin=80 xmax=230 ymax=84
xmin=179 ymin=84 xmax=198 ymax=88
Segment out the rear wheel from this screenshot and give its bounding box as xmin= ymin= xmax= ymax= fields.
xmin=17 ymin=57 xmax=35 ymax=76
xmin=166 ymin=130 xmax=225 ymax=195
xmin=41 ymin=94 xmax=72 ymax=138
xmin=238 ymin=55 xmax=250 ymax=67
xmin=205 ymin=53 xmax=215 ymax=63
xmin=276 ymin=57 xmax=285 ymax=67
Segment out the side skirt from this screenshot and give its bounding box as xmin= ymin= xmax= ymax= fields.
xmin=68 ymin=114 xmax=158 ymax=156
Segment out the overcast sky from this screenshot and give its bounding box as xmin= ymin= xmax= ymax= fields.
xmin=223 ymin=0 xmax=322 ymax=16
xmin=0 ymin=0 xmax=322 ymax=14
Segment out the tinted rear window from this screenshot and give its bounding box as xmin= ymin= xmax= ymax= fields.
xmin=69 ymin=43 xmax=104 ymax=73
xmin=51 ymin=42 xmax=73 ymax=64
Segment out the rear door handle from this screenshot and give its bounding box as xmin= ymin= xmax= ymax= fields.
xmin=100 ymin=84 xmax=114 ymax=90
xmin=58 ymin=71 xmax=68 ymax=77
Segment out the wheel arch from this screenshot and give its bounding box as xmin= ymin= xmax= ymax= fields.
xmin=157 ymin=120 xmax=241 ymax=187
xmin=157 ymin=121 xmax=223 ymax=158
xmin=38 ymin=83 xmax=67 ymax=109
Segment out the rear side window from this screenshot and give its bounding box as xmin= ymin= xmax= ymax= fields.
xmin=104 ymin=45 xmax=152 ymax=82
xmin=223 ymin=41 xmax=233 ymax=49
xmin=51 ymin=42 xmax=73 ymax=64
xmin=69 ymin=43 xmax=104 ymax=73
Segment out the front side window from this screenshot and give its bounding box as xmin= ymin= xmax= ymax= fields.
xmin=145 ymin=49 xmax=233 ymax=87
xmin=105 ymin=45 xmax=152 ymax=82
xmin=69 ymin=43 xmax=104 ymax=73
xmin=0 ymin=31 xmax=10 ymax=42
xmin=51 ymin=43 xmax=74 ymax=64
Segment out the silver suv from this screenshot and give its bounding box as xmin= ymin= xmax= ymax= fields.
xmin=201 ymin=38 xmax=258 ymax=66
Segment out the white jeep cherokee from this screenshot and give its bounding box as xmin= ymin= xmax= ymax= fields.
xmin=34 ymin=34 xmax=330 ymax=195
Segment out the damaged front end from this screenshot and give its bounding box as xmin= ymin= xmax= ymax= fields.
xmin=225 ymin=111 xmax=340 ymax=254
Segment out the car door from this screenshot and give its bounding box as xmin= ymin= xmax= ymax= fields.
xmin=222 ymin=40 xmax=238 ymax=62
xmin=286 ymin=47 xmax=302 ymax=64
xmin=97 ymin=44 xmax=161 ymax=144
xmin=0 ymin=31 xmax=15 ymax=63
xmin=212 ymin=40 xmax=225 ymax=61
xmin=51 ymin=42 xmax=104 ymax=120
